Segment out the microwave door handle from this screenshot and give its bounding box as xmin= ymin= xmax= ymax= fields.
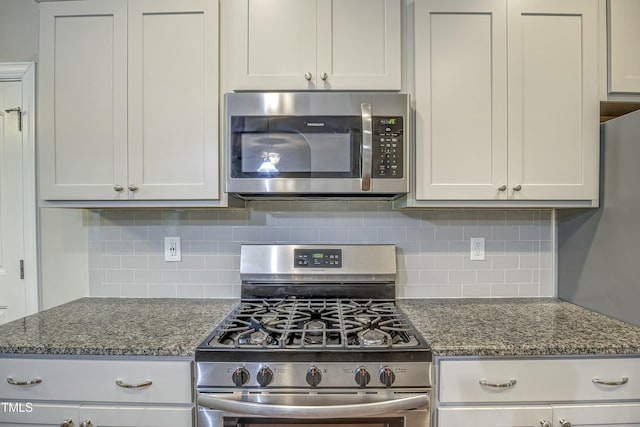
xmin=361 ymin=102 xmax=373 ymax=192
xmin=197 ymin=394 xmax=428 ymax=418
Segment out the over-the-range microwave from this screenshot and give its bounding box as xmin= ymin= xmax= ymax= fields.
xmin=225 ymin=92 xmax=409 ymax=199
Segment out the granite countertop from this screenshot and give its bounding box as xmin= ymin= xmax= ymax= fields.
xmin=399 ymin=298 xmax=640 ymax=357
xmin=2 ymin=297 xmax=640 ymax=358
xmin=0 ymin=298 xmax=238 ymax=357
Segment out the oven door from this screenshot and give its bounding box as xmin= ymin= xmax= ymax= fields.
xmin=196 ymin=390 xmax=430 ymax=427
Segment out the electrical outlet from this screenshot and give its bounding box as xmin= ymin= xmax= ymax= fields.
xmin=164 ymin=237 xmax=181 ymax=262
xmin=470 ymin=237 xmax=485 ymax=261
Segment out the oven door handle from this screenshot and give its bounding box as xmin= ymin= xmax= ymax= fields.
xmin=361 ymin=102 xmax=373 ymax=192
xmin=197 ymin=394 xmax=429 ymax=418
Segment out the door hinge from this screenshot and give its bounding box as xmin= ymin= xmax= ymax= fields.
xmin=4 ymin=107 xmax=22 ymax=132
xmin=19 ymin=259 xmax=24 ymax=280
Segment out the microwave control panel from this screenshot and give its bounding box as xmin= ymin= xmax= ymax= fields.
xmin=372 ymin=117 xmax=403 ymax=178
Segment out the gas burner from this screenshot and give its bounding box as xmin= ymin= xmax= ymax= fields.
xmin=358 ymin=329 xmax=390 ymax=347
xmin=238 ymin=329 xmax=274 ymax=346
xmin=304 ymin=320 xmax=326 ymax=344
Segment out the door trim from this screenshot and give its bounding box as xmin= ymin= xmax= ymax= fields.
xmin=0 ymin=62 xmax=38 ymax=315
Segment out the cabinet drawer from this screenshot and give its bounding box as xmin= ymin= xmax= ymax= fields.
xmin=439 ymin=358 xmax=640 ymax=403
xmin=0 ymin=358 xmax=192 ymax=404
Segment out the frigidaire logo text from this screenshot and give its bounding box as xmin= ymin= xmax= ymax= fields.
xmin=305 ymin=122 xmax=325 ymax=127
xmin=1 ymin=402 xmax=33 ymax=413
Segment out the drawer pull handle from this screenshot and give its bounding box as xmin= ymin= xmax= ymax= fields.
xmin=592 ymin=377 xmax=629 ymax=386
xmin=7 ymin=377 xmax=42 ymax=386
xmin=115 ymin=379 xmax=152 ymax=389
xmin=478 ymin=379 xmax=517 ymax=388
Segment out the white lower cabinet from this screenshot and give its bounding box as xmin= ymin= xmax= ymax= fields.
xmin=0 ymin=357 xmax=193 ymax=427
xmin=438 ymin=406 xmax=552 ymax=427
xmin=437 ymin=357 xmax=640 ymax=427
xmin=438 ymin=404 xmax=640 ymax=427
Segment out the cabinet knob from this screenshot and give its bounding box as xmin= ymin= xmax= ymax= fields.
xmin=320 ymin=72 xmax=328 ymax=81
xmin=113 ymin=185 xmax=124 ymax=193
xmin=498 ymin=185 xmax=507 ymax=191
xmin=558 ymin=420 xmax=571 ymax=427
xmin=60 ymin=420 xmax=74 ymax=427
xmin=127 ymin=184 xmax=139 ymax=192
xmin=304 ymin=72 xmax=312 ymax=81
xmin=513 ymin=184 xmax=522 ymax=191
xmin=80 ymin=421 xmax=93 ymax=427
xmin=540 ymin=420 xmax=551 ymax=427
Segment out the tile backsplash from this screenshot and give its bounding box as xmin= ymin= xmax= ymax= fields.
xmin=88 ymin=202 xmax=554 ymax=299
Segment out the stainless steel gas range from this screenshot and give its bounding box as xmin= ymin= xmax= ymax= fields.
xmin=195 ymin=244 xmax=432 ymax=427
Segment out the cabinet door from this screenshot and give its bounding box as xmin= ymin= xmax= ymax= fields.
xmin=438 ymin=406 xmax=553 ymax=427
xmin=127 ymin=0 xmax=219 ymax=200
xmin=226 ymin=0 xmax=318 ymax=90
xmin=507 ymin=0 xmax=599 ymax=201
xmin=553 ymin=403 xmax=640 ymax=426
xmin=39 ymin=0 xmax=128 ymax=200
xmin=0 ymin=403 xmax=78 ymax=426
xmin=609 ymin=0 xmax=640 ymax=93
xmin=78 ymin=405 xmax=193 ymax=427
xmin=414 ymin=0 xmax=508 ymax=200
xmin=316 ymin=0 xmax=401 ymax=90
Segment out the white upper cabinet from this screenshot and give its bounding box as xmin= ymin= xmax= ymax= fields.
xmin=608 ymin=0 xmax=640 ymax=93
xmin=414 ymin=0 xmax=508 ymax=201
xmin=413 ymin=0 xmax=599 ymax=207
xmin=224 ymin=0 xmax=402 ymax=90
xmin=39 ymin=0 xmax=219 ymax=202
xmin=39 ymin=0 xmax=128 ymax=200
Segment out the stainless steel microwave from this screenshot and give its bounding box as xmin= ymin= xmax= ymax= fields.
xmin=225 ymin=92 xmax=409 ymax=198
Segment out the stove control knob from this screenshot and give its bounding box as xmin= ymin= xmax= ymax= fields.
xmin=306 ymin=366 xmax=322 ymax=387
xmin=354 ymin=367 xmax=371 ymax=387
xmin=231 ymin=367 xmax=250 ymax=387
xmin=256 ymin=366 xmax=274 ymax=387
xmin=379 ymin=366 xmax=396 ymax=387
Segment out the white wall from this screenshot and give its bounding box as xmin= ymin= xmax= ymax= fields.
xmin=0 ymin=0 xmax=38 ymax=62
xmin=0 ymin=0 xmax=90 ymax=310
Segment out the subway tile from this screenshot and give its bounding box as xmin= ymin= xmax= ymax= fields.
xmin=491 ymin=226 xmax=519 ymax=241
xmin=105 ymin=269 xmax=134 ymax=284
xmin=89 ymin=207 xmax=554 ymax=300
xmin=348 ymin=226 xmax=378 ymax=242
xmin=403 ymin=255 xmax=435 ymax=270
xmin=506 ymin=240 xmax=534 ymax=254
xmin=377 ymin=226 xmax=407 ymax=242
xmin=176 ymin=284 xmax=205 ymax=298
xmin=518 ymin=283 xmax=540 ymax=297
xmin=435 ymin=226 xmax=464 ymax=241
xmin=449 ymin=270 xmax=477 ymax=284
xmin=261 ymin=226 xmax=292 ymax=242
xmin=121 ymin=255 xmax=149 ymax=269
xmin=433 ymin=284 xmax=463 ymax=298
xmin=419 ymin=270 xmax=449 ymax=284
xmin=491 ymin=283 xmax=520 ymax=297
xmin=462 ymin=283 xmax=492 ymax=297
xmin=434 ymin=255 xmax=464 ymax=270
xmin=148 ymin=284 xmax=178 ymax=298
xmin=120 ymin=283 xmax=149 ymax=298
xmin=134 ymin=270 xmax=162 ymax=284
xmin=162 ymin=270 xmax=191 ymax=284
xmin=492 ymin=255 xmax=519 ymax=269
xmin=191 ymin=270 xmax=219 ymax=284
xmin=505 ymin=269 xmax=533 ymax=284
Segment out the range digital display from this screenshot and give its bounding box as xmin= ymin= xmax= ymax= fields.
xmin=294 ymin=249 xmax=342 ymax=268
